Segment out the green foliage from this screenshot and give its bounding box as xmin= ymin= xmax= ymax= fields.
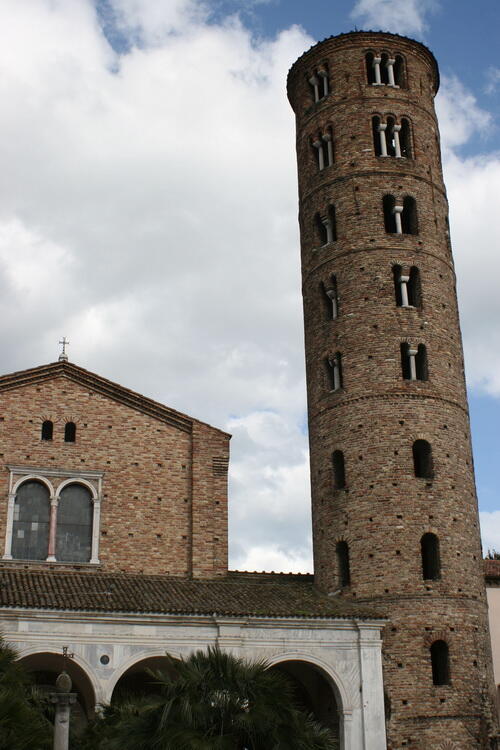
xmin=78 ymin=646 xmax=337 ymax=750
xmin=0 ymin=635 xmax=52 ymax=750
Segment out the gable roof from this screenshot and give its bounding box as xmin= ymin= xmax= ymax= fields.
xmin=0 ymin=361 xmax=230 ymax=437
xmin=0 ymin=568 xmax=383 ymax=621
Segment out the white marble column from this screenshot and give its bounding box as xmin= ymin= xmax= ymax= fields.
xmin=309 ymin=75 xmax=319 ymax=102
xmin=313 ymin=139 xmax=324 ymax=170
xmin=318 ymin=69 xmax=329 ymax=97
xmin=393 ymin=124 xmax=402 ymax=157
xmin=408 ymin=347 xmax=418 ymax=380
xmin=399 ymin=274 xmax=410 ymax=306
xmin=372 ymin=56 xmax=382 ymax=84
xmin=90 ymin=498 xmax=101 ymax=564
xmin=387 ymin=58 xmax=396 ymax=86
xmin=46 ymin=496 xmax=58 ymax=562
xmin=326 ymin=288 xmax=338 ymax=319
xmin=322 ymin=133 xmax=334 ymax=166
xmin=377 ymin=123 xmax=388 ymax=156
xmin=393 ymin=204 xmax=403 ymax=234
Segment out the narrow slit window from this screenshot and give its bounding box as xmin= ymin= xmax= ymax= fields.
xmin=431 ymin=640 xmax=450 ymax=685
xmin=402 ymin=197 xmax=418 ymax=235
xmin=386 ymin=116 xmax=396 ymax=157
xmin=380 ymin=53 xmax=390 ymax=85
xmin=336 ymin=540 xmax=351 ymax=586
xmin=332 ymin=450 xmax=346 ymax=490
xmin=394 ymin=55 xmax=406 ymax=87
xmin=41 ymin=420 xmax=53 ymax=441
xmin=407 ymin=266 xmax=421 ymax=307
xmin=421 ymin=533 xmax=441 ymax=580
xmin=415 ymin=344 xmax=428 ymax=381
xmin=327 ymin=353 xmax=343 ymax=391
xmin=64 ymin=422 xmax=76 ymax=443
xmin=400 ymin=343 xmax=412 ymax=380
xmin=365 ymin=52 xmax=376 ymax=84
xmin=383 ymin=195 xmax=397 ymax=233
xmin=413 ymin=440 xmax=434 ymax=479
xmin=400 ymin=118 xmax=412 ymax=158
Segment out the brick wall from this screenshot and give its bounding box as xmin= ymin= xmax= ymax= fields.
xmin=0 ymin=367 xmax=229 ymax=578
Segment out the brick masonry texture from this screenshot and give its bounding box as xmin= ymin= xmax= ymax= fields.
xmin=288 ymin=31 xmax=498 ymax=748
xmin=0 ymin=362 xmax=229 ymax=578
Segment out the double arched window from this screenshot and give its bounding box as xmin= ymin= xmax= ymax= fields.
xmin=4 ymin=474 xmax=101 ymax=564
xmin=366 ymin=52 xmax=406 ymax=87
xmin=40 ymin=421 xmax=77 ymax=442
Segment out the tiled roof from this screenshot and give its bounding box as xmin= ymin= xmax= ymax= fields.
xmin=0 ymin=361 xmax=230 ymax=437
xmin=484 ymin=559 xmax=500 ymax=579
xmin=0 ymin=568 xmax=382 ymax=620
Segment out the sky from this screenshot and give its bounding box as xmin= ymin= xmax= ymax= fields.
xmin=1 ymin=0 xmax=500 ymax=572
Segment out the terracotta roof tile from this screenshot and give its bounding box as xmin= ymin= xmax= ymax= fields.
xmin=0 ymin=568 xmax=382 ymax=620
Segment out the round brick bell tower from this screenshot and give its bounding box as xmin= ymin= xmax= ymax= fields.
xmin=287 ymin=32 xmax=498 ymax=748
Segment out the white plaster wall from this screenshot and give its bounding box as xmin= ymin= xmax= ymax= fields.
xmin=487 ymin=587 xmax=500 ymax=687
xmin=0 ymin=609 xmax=387 ymax=750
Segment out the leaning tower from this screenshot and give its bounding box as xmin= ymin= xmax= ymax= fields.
xmin=287 ymin=32 xmax=498 ymax=748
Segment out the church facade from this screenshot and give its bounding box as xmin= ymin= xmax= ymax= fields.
xmin=0 ymin=30 xmax=498 ymax=750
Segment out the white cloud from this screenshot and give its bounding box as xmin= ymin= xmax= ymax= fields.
xmin=350 ymin=0 xmax=439 ymax=36
xmin=485 ymin=67 xmax=500 ymax=95
xmin=0 ymin=0 xmax=314 ymax=572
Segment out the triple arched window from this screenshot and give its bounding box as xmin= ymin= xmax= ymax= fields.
xmin=4 ymin=472 xmax=101 ymax=564
xmin=366 ymin=52 xmax=406 ymax=87
xmin=372 ymin=116 xmax=412 ymax=158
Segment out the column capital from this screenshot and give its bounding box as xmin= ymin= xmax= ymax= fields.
xmin=377 ymin=123 xmax=387 ymax=132
xmin=399 ymin=274 xmax=410 ymax=283
xmin=312 ymin=139 xmax=322 ymax=149
xmin=393 ymin=205 xmax=404 ymax=214
xmin=387 ymin=58 xmax=396 ymax=65
xmin=309 ymin=75 xmax=319 ymax=86
xmin=372 ymin=56 xmax=381 ymax=65
xmin=322 ymin=133 xmax=332 ymax=142
xmin=392 ymin=124 xmax=401 ymax=132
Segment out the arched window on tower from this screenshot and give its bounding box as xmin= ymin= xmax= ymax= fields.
xmin=383 ymin=195 xmax=398 ymax=233
xmin=336 ymin=540 xmax=351 ymax=586
xmin=400 ymin=118 xmax=412 ymax=158
xmin=430 ymin=640 xmax=450 ymax=685
xmin=413 ymin=440 xmax=434 ymax=479
xmin=315 ymin=205 xmax=337 ymax=246
xmin=394 ymin=55 xmax=406 ymax=87
xmin=41 ymin=420 xmax=53 ymax=441
xmin=64 ymin=422 xmax=76 ymax=443
xmin=326 ymin=353 xmax=343 ymax=391
xmin=421 ymin=533 xmax=441 ymax=580
xmin=11 ymin=481 xmax=50 ymax=561
xmin=402 ymin=196 xmax=418 ymax=235
xmin=400 ymin=343 xmax=412 ymax=380
xmin=323 ymin=276 xmax=339 ymax=320
xmin=56 ymin=484 xmax=93 ymax=563
xmin=332 ymin=450 xmax=346 ymax=490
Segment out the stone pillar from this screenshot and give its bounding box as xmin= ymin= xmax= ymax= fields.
xmin=393 ymin=204 xmax=403 ymax=234
xmin=393 ymin=124 xmax=402 ymax=157
xmin=372 ymin=56 xmax=382 ymax=84
xmin=387 ymin=58 xmax=396 ymax=86
xmin=326 ymin=288 xmax=338 ymax=319
xmin=377 ymin=123 xmax=388 ymax=156
xmin=318 ymin=68 xmax=329 ymax=97
xmin=408 ymin=347 xmax=418 ymax=380
xmin=50 ymin=672 xmax=77 ymax=750
xmin=313 ymin=139 xmax=324 ymax=170
xmin=399 ymin=274 xmax=410 ymax=306
xmin=46 ymin=496 xmax=58 ymax=562
xmin=309 ymin=75 xmax=319 ymax=103
xmin=3 ymin=492 xmax=15 ymax=559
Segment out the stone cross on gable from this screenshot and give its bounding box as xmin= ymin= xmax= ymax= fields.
xmin=58 ymin=337 xmax=69 ymax=362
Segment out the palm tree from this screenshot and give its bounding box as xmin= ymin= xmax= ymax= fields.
xmin=80 ymin=647 xmax=337 ymax=750
xmin=0 ymin=635 xmax=52 ymax=750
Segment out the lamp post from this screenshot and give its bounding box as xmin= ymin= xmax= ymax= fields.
xmin=49 ymin=647 xmax=77 ymax=750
